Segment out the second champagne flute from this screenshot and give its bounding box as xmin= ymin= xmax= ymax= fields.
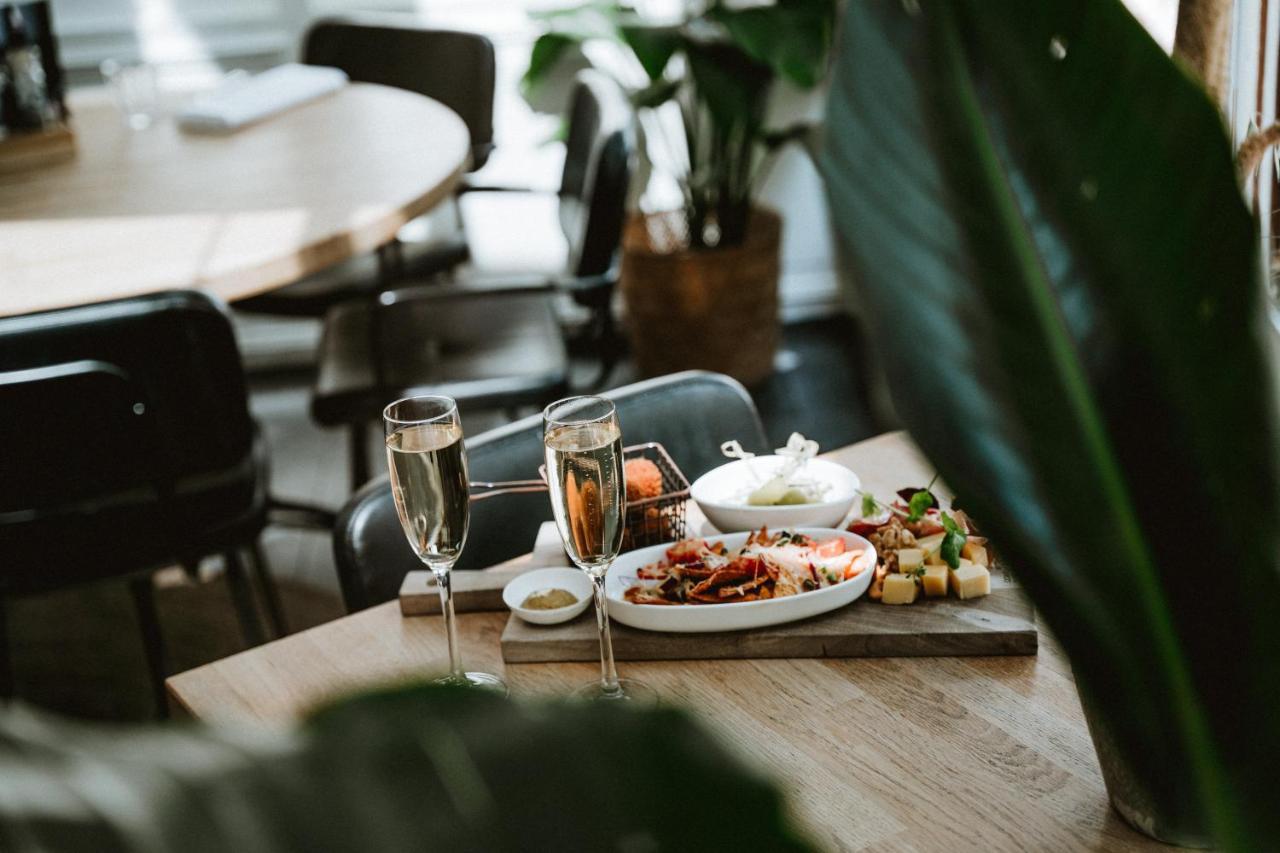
xmin=385 ymin=395 xmax=506 ymax=693
xmin=543 ymin=396 xmax=654 ymax=702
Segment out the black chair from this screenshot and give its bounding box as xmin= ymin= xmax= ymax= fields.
xmin=0 ymin=291 xmax=330 ymax=715
xmin=235 ymin=17 xmax=497 ymax=317
xmin=447 ymin=68 xmax=634 ymax=365
xmin=311 ymin=70 xmax=635 ymax=490
xmin=332 ymin=371 xmax=767 ymax=612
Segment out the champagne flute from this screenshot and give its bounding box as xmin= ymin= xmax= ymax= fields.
xmin=385 ymin=396 xmax=506 ymax=693
xmin=543 ymin=396 xmax=654 ymax=702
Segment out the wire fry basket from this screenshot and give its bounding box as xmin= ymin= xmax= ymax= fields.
xmin=619 ymin=442 xmax=690 ymax=552
xmin=532 ymin=442 xmax=691 ymax=553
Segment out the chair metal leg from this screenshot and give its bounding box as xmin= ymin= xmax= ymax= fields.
xmin=0 ymin=598 xmax=13 ymax=701
xmin=223 ymin=549 xmax=267 ymax=648
xmin=248 ymin=540 xmax=287 ymax=639
xmin=377 ymin=240 xmax=405 ymax=281
xmin=181 ymin=560 xmax=202 ymax=582
xmin=129 ymin=576 xmax=170 ymax=719
xmin=349 ymin=421 xmax=371 ymax=491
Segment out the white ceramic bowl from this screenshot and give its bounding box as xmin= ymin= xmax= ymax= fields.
xmin=690 ymin=456 xmax=861 ymax=533
xmin=502 ymin=568 xmax=593 ymax=625
xmin=606 ymin=528 xmax=876 ymax=633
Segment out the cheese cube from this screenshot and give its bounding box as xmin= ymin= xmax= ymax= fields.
xmin=881 ymin=573 xmax=919 ymax=605
xmin=962 ymin=542 xmax=989 ymax=567
xmin=921 ymin=565 xmax=948 ymax=597
xmin=896 ymin=548 xmax=924 ymax=571
xmin=948 ymin=563 xmax=991 ymax=599
xmin=915 ymin=533 xmax=945 ymax=564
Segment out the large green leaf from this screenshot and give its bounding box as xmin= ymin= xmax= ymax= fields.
xmin=712 ymin=0 xmax=837 ymax=87
xmin=522 ymin=32 xmax=580 ymax=98
xmin=684 ymin=38 xmax=772 ymax=135
xmin=620 ymin=22 xmax=682 ymax=81
xmin=820 ymin=0 xmax=1280 ymax=847
xmin=521 ymin=1 xmax=623 ymax=100
xmin=0 ymin=685 xmax=814 ymax=852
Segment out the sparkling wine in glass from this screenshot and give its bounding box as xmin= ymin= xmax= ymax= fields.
xmin=385 ymin=396 xmax=505 ymax=693
xmin=543 ymin=396 xmax=654 ymax=702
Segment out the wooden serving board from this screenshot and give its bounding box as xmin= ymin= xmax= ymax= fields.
xmin=500 ymin=567 xmax=1036 ymax=663
xmin=399 ymin=569 xmax=529 ymax=616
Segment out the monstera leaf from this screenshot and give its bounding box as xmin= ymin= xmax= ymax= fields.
xmin=820 ymin=1 xmax=1280 ymax=848
xmin=710 ymin=0 xmax=838 ymax=87
xmin=0 ymin=685 xmax=813 ymax=852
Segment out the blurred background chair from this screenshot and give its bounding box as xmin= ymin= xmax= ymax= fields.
xmin=311 ymin=70 xmax=634 ymax=490
xmin=332 ymin=371 xmax=767 ymax=613
xmin=0 ymin=292 xmax=333 ymax=716
xmin=235 ymin=17 xmax=497 ymax=318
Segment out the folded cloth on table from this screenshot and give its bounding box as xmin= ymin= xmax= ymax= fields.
xmin=177 ymin=64 xmax=348 ymax=133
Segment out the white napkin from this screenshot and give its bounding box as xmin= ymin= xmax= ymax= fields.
xmin=177 ymin=63 xmax=349 ymax=133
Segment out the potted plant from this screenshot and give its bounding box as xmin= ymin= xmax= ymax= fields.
xmin=820 ymin=0 xmax=1280 ymax=847
xmin=523 ymin=0 xmax=839 ymax=385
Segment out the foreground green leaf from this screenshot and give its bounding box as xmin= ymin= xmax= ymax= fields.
xmin=820 ymin=1 xmax=1280 ymax=847
xmin=0 ymin=686 xmax=813 ymax=852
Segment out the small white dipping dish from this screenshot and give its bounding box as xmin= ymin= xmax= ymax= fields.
xmin=502 ymin=568 xmax=593 ymax=625
xmin=690 ymin=456 xmax=861 ymax=533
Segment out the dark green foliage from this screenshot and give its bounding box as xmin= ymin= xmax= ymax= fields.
xmin=0 ymin=685 xmax=813 ymax=852
xmin=820 ymin=1 xmax=1280 ymax=847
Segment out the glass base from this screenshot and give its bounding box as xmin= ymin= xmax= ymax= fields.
xmin=573 ymin=678 xmax=657 ymax=705
xmin=433 ymin=671 xmax=508 ymax=696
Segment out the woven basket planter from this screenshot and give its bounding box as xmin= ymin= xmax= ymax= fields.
xmin=620 ymin=207 xmax=781 ymax=386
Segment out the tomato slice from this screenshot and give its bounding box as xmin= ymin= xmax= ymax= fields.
xmin=814 ymin=538 xmax=846 ymax=557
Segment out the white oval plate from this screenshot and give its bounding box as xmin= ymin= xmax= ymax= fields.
xmin=605 ymin=528 xmax=876 ymax=633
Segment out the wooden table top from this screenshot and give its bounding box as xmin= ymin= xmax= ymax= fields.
xmin=0 ymin=83 xmax=469 ymax=317
xmin=167 ymin=432 xmax=1166 ymax=851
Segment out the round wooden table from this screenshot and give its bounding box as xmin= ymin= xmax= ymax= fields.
xmin=0 ymin=83 xmax=470 ymax=317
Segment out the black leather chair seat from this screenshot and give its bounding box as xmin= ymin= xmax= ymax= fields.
xmin=311 ymin=287 xmax=569 ymax=428
xmin=333 ymin=371 xmax=768 ymax=611
xmin=0 ymin=291 xmax=315 ymax=710
xmin=0 ymin=437 xmax=267 ymax=596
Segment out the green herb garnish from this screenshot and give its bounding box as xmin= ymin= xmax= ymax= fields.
xmin=940 ymin=512 xmax=967 ymax=569
xmin=906 ymin=490 xmax=935 ymax=523
xmin=861 ymin=492 xmax=879 ymax=517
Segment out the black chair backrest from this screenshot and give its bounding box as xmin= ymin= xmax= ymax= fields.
xmin=0 ymin=292 xmax=258 ymax=594
xmin=303 ymin=17 xmax=496 ymax=171
xmin=333 ymin=371 xmax=768 ymax=612
xmin=558 ymin=71 xmax=634 ymax=278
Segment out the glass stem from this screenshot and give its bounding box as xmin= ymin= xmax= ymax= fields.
xmin=591 ymin=573 xmax=621 ymax=695
xmin=435 ymin=568 xmax=465 ymax=680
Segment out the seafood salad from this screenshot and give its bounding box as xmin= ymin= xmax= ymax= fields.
xmin=721 ymin=434 xmax=832 ymax=506
xmin=622 ymin=528 xmax=873 ymax=605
